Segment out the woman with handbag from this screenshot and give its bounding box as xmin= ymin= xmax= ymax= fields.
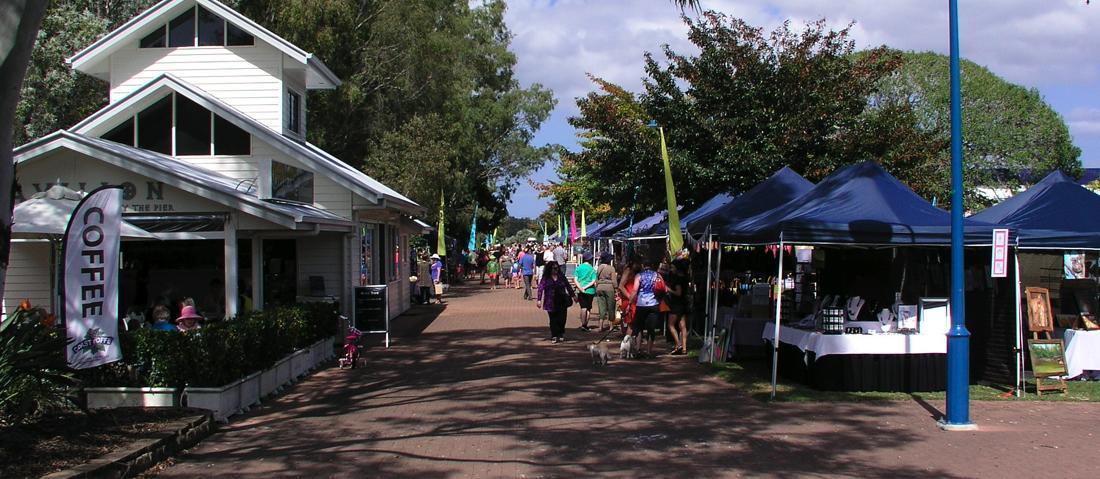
xmin=629 ymin=260 xmax=665 ymax=357
xmin=537 ymin=261 xmax=576 ymax=343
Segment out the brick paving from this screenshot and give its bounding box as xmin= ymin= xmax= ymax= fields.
xmin=155 ymin=283 xmax=1099 ymax=478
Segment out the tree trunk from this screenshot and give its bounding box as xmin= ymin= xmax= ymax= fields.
xmin=0 ymin=0 xmax=48 ymax=304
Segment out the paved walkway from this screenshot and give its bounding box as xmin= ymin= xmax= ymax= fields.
xmin=156 ymin=283 xmax=1098 ymax=478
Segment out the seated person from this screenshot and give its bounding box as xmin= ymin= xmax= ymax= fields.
xmin=176 ymin=305 xmax=203 ymax=332
xmin=150 ymin=305 xmax=176 ymax=331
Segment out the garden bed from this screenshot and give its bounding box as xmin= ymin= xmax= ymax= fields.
xmin=0 ymin=408 xmax=204 ymax=478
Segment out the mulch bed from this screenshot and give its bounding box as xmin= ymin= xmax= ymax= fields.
xmin=0 ymin=408 xmax=204 ymax=479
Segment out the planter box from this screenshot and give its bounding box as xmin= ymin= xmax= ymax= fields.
xmin=85 ymin=387 xmax=179 ymax=409
xmin=239 ymin=372 xmax=261 ymax=411
xmin=275 ymin=356 xmax=292 ymax=386
xmin=290 ymin=349 xmax=310 ymax=378
xmin=259 ymin=366 xmax=280 ymax=397
xmin=184 ymin=382 xmax=241 ymax=422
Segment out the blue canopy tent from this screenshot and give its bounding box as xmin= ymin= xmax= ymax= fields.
xmin=688 ymin=166 xmax=813 ymax=234
xmin=970 ymin=170 xmax=1100 ymax=391
xmin=719 ymin=161 xmax=1006 ymax=246
xmin=706 ymin=161 xmax=1014 ymax=396
xmin=588 ymin=216 xmax=630 ymax=239
xmin=970 ymin=170 xmax=1100 ymax=249
xmin=644 ymin=192 xmax=738 ymax=238
xmin=617 ymin=210 xmax=669 ymax=239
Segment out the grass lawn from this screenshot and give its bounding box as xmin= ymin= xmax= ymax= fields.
xmin=703 ymin=355 xmax=1100 ymax=402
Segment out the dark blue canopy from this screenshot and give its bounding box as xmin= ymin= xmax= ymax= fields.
xmin=720 ymin=161 xmax=1006 ymax=246
xmin=687 ymin=166 xmax=813 ymax=233
xmin=618 ymin=210 xmax=669 ymax=238
xmin=645 ymin=192 xmax=738 ymax=236
xmin=970 ymin=170 xmax=1100 ymax=249
xmin=587 ymin=216 xmax=629 ymax=239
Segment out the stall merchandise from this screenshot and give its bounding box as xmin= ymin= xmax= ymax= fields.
xmin=712 ymin=162 xmax=1011 ymax=395
xmin=1061 ymin=329 xmax=1100 ymax=380
xmin=971 ymin=170 xmax=1100 ymax=391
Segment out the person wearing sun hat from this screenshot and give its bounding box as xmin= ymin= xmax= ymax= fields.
xmin=176 ymin=305 xmax=203 ymax=332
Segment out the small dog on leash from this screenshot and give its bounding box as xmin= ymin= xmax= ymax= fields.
xmin=589 ymin=342 xmax=610 ymax=366
xmin=619 ymin=335 xmax=636 ymax=359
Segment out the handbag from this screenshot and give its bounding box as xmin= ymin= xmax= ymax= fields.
xmin=653 ymin=273 xmax=668 ymax=296
xmin=555 ymin=283 xmax=574 ymax=309
xmin=659 ymin=300 xmax=671 ymax=313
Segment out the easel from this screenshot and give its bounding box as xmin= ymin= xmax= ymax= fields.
xmin=1024 ymin=287 xmax=1067 ymax=395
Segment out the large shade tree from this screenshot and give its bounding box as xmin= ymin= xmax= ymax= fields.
xmin=550 ymin=13 xmax=934 ymax=217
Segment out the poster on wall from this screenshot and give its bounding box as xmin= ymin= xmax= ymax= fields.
xmin=64 ymin=186 xmax=123 ymax=369
xmin=1065 ymin=251 xmax=1087 ymax=279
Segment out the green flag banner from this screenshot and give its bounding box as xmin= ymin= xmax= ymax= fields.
xmin=659 ymin=127 xmax=683 ymax=256
xmin=436 ymin=191 xmax=446 ymax=256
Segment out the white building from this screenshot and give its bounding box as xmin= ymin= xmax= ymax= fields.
xmin=8 ymin=0 xmax=425 ymax=323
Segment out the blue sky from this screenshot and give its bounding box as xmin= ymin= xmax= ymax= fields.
xmin=502 ymin=0 xmax=1100 ymax=218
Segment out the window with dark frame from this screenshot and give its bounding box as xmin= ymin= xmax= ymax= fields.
xmin=101 ymin=93 xmax=251 ymax=157
xmin=140 ymin=6 xmax=254 ymax=49
xmin=285 ymin=89 xmax=301 ymax=134
xmin=137 ymin=96 xmax=172 ymax=154
xmin=270 ymin=160 xmax=314 ymax=203
xmin=175 ymin=95 xmax=212 ymax=155
xmin=197 ymin=7 xmax=225 ymax=47
xmin=167 ymin=8 xmax=195 ymax=48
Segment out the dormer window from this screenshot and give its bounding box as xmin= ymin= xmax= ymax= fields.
xmin=140 ymin=6 xmax=254 ymax=49
xmin=286 ymin=89 xmax=302 ymax=134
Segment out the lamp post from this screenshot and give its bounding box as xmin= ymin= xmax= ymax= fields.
xmin=942 ymin=0 xmax=976 ymax=431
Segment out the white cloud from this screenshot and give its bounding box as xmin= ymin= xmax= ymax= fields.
xmin=502 ymin=0 xmax=1100 ymax=213
xmin=1068 ymin=108 xmax=1100 ymax=138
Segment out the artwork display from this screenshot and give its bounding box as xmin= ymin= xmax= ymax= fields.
xmin=1064 ymin=252 xmax=1087 ymax=279
xmin=1025 ymin=287 xmax=1054 ymax=335
xmin=1027 ymin=339 xmax=1069 ymax=395
xmin=897 ymin=305 xmax=918 ymax=331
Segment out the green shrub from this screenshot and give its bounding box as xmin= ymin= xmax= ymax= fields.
xmin=0 ymin=304 xmax=76 ymax=423
xmin=78 ymin=303 xmax=339 ymax=389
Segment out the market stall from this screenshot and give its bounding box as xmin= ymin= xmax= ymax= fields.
xmin=714 ymin=161 xmax=1009 ymax=394
xmin=971 ymin=170 xmax=1100 ymax=387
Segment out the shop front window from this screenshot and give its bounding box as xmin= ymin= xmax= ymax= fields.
xmin=360 ymin=223 xmax=375 ymax=286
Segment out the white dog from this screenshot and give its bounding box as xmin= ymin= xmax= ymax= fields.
xmin=619 ymin=335 xmax=635 ymax=359
xmin=589 ymin=342 xmax=610 ymax=366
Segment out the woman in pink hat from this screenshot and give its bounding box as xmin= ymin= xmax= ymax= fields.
xmin=176 ymin=305 xmax=203 ymax=332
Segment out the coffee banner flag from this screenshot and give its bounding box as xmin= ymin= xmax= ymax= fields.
xmin=64 ymin=186 xmax=123 ymax=369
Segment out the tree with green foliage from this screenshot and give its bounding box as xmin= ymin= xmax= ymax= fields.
xmin=234 ymin=0 xmax=557 ymax=237
xmin=550 ymin=13 xmax=923 ymax=217
xmin=867 ymin=50 xmax=1081 ymax=207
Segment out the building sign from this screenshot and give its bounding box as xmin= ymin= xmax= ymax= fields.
xmin=64 ymin=186 xmax=123 ymax=369
xmin=991 ymin=228 xmax=1009 ymax=278
xmin=20 ymin=180 xmax=180 ymax=213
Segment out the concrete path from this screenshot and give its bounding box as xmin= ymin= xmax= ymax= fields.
xmin=155 ymin=283 xmax=1099 ymax=478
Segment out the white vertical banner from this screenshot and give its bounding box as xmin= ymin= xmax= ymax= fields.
xmin=64 ymin=186 xmax=123 ymax=369
xmin=991 ymin=228 xmax=1009 ymax=278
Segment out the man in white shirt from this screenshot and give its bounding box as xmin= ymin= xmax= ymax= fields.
xmin=552 ymin=242 xmax=567 ymax=265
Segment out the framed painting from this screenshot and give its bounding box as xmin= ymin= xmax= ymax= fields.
xmin=1027 ymin=339 xmax=1068 ymax=395
xmin=1024 ymin=287 xmax=1053 ymax=335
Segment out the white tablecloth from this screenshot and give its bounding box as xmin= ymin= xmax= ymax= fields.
xmin=762 ymin=326 xmax=947 ymax=358
xmin=1063 ymin=329 xmax=1100 ymax=379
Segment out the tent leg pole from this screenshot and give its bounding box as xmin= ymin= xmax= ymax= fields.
xmin=702 ymin=233 xmax=713 ymax=340
xmin=771 ymin=236 xmax=785 ymax=400
xmin=1014 ymin=249 xmax=1022 ymax=397
xmin=711 ymin=245 xmax=723 ymax=362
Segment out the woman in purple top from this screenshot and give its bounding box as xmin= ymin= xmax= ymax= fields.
xmin=536 ymin=261 xmax=576 ymax=343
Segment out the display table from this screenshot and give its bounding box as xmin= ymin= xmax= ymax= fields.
xmin=763 ymin=326 xmax=947 ymax=392
xmin=1061 ymin=329 xmax=1100 ymax=380
xmin=716 ymin=307 xmax=769 ymax=354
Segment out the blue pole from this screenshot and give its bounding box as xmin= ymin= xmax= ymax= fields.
xmin=944 ymin=0 xmax=974 ymax=430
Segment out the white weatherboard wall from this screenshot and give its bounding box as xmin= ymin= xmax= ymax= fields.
xmin=297 ymin=233 xmax=343 ymax=300
xmin=110 ymin=43 xmax=284 ymax=132
xmin=4 ymin=242 xmax=52 ymax=317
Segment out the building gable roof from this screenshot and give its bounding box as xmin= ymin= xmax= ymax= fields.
xmin=67 ymin=0 xmax=339 ymax=89
xmin=13 ymin=131 xmax=352 ymax=230
xmin=69 ymin=73 xmax=421 ymax=215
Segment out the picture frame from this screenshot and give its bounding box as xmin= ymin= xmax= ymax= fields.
xmin=917 ymin=297 xmax=950 ymax=336
xmin=1027 ymin=339 xmax=1068 ymax=395
xmin=1024 ymin=287 xmax=1054 ymax=335
xmin=897 ymin=304 xmax=919 ymax=332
